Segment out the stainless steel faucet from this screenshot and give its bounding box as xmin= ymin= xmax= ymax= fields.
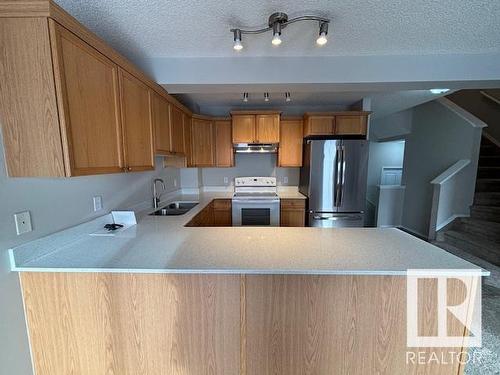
xmin=153 ymin=178 xmax=166 ymax=209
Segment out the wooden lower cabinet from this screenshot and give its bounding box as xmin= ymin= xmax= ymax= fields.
xmin=280 ymin=199 xmax=306 ymax=226
xmin=21 ymin=273 xmax=470 ymax=375
xmin=213 ymin=199 xmax=232 ymax=226
xmin=186 ymin=199 xmax=232 ymax=227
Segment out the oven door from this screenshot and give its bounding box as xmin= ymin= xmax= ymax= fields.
xmin=232 ymin=199 xmax=280 ymax=226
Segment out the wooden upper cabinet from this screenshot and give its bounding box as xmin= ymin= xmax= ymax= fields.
xmin=215 ymin=120 xmax=234 ymax=167
xmin=303 ymin=115 xmax=335 ymax=137
xmin=279 ymin=119 xmax=303 ymax=167
xmin=191 ymin=118 xmax=215 ymax=167
xmin=183 ymin=114 xmax=193 ymax=167
xmin=50 ymin=22 xmax=124 ymax=176
xmin=170 ymin=105 xmax=185 ymax=154
xmin=232 ymin=115 xmax=255 ymax=143
xmin=118 ymin=69 xmax=154 ymax=171
xmin=335 ymin=115 xmax=368 ymax=135
xmin=151 ymin=92 xmax=171 ymax=154
xmin=256 ymin=114 xmax=280 ymax=143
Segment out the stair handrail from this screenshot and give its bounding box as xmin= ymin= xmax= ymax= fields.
xmin=430 ymin=159 xmax=471 ymax=185
xmin=429 ymin=159 xmax=471 ymax=241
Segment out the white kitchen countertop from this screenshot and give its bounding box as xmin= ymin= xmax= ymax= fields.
xmin=9 ymin=190 xmax=487 ymax=276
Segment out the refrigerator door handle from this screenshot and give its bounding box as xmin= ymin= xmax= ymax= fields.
xmin=313 ymin=214 xmax=362 ymax=221
xmin=339 ymin=145 xmax=345 ymax=206
xmin=334 ymin=146 xmax=342 ymax=207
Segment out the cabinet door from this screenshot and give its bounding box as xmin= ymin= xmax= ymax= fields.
xmin=304 ymin=116 xmax=334 ymax=136
xmin=151 ymin=92 xmax=171 ymax=154
xmin=280 ymin=199 xmax=306 ymax=227
xmin=51 ymin=23 xmax=124 ymax=175
xmin=335 ymin=115 xmax=367 ymax=136
xmin=192 ymin=119 xmax=215 ymax=167
xmin=279 ymin=120 xmax=303 ymax=167
xmin=213 ymin=199 xmax=232 ymax=226
xmin=184 ymin=114 xmax=193 ymax=166
xmin=215 ymin=120 xmax=234 ymax=167
xmin=256 ymin=114 xmax=280 ymax=143
xmin=170 ymin=105 xmax=185 ymax=154
xmin=119 ymin=69 xmax=154 ymax=171
xmin=232 ymin=115 xmax=255 ymax=143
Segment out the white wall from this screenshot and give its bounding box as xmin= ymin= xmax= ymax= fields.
xmin=181 ymin=154 xmax=300 ymax=188
xmin=401 ymin=100 xmax=482 ymax=237
xmin=0 ymin=133 xmax=180 ymax=375
xmin=365 ymin=140 xmax=405 ymax=226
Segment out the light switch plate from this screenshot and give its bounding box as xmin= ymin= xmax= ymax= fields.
xmin=284 ymin=176 xmax=288 ymax=184
xmin=223 ymin=177 xmax=229 ymax=184
xmin=14 ymin=211 xmax=32 ymax=235
xmin=93 ymin=196 xmax=103 ymax=211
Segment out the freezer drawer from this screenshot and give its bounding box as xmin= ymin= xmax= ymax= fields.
xmin=308 ymin=212 xmax=364 ymax=228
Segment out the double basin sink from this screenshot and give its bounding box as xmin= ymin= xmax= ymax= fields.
xmin=150 ymin=201 xmax=198 ymax=216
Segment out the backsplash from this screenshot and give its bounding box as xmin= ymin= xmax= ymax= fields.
xmin=181 ymin=154 xmax=300 ymax=187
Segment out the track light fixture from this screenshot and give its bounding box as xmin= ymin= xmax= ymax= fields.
xmin=230 ymin=12 xmax=330 ymax=50
xmin=242 ymin=92 xmax=249 ymax=102
xmin=233 ymin=29 xmax=243 ymax=51
xmin=264 ymin=92 xmax=270 ymax=102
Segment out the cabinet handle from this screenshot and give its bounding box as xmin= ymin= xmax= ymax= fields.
xmin=127 ymin=167 xmax=132 ymax=171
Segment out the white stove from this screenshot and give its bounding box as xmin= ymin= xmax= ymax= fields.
xmin=232 ymin=177 xmax=280 ymax=226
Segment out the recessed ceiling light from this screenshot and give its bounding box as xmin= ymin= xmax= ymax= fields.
xmin=430 ymin=88 xmax=450 ymax=94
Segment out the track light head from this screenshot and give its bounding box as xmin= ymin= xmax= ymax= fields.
xmin=271 ymin=22 xmax=282 ymax=46
xmin=243 ymin=92 xmax=249 ymax=102
xmin=316 ymin=22 xmax=328 ymax=45
xmin=233 ymin=29 xmax=243 ymax=51
xmin=264 ymin=92 xmax=270 ymax=102
xmin=285 ymin=92 xmax=291 ymax=102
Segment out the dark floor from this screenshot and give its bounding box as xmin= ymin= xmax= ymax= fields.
xmin=465 ymin=283 xmax=500 ymax=374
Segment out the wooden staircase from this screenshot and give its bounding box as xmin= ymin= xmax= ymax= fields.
xmin=437 ymin=137 xmax=500 ymax=266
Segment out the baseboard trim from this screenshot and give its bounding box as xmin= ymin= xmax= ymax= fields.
xmin=397 ymin=226 xmax=428 ymax=241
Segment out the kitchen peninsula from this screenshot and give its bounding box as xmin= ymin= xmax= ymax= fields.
xmin=11 ymin=191 xmax=485 ymax=375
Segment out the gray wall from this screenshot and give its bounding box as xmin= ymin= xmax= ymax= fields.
xmin=0 ymin=133 xmax=180 ymax=375
xmin=401 ymin=100 xmax=482 ymax=237
xmin=181 ymin=154 xmax=300 ymax=188
xmin=366 ymin=140 xmax=406 ymax=226
xmin=369 ymin=108 xmax=413 ymax=141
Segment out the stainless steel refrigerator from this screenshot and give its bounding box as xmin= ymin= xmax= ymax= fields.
xmin=299 ymin=139 xmax=368 ymax=227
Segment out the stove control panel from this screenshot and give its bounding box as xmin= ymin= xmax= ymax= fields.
xmin=234 ymin=177 xmax=277 ymax=187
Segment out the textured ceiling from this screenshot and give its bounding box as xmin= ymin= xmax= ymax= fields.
xmin=55 ymin=0 xmax=500 ymax=59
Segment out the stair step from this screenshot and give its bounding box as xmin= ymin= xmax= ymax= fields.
xmin=479 ymin=155 xmax=500 ymax=167
xmin=474 ymin=192 xmax=500 ymax=206
xmin=453 ymin=217 xmax=500 ymax=242
xmin=475 ymin=178 xmax=500 ymax=192
xmin=477 ymin=166 xmax=500 ymax=179
xmin=470 ymin=205 xmax=500 ymax=223
xmin=443 ymin=230 xmax=500 ymax=266
xmin=480 ymin=144 xmax=500 ymax=156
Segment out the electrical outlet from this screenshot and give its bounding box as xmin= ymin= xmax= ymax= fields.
xmin=14 ymin=211 xmax=32 ymax=235
xmin=283 ymin=176 xmax=288 ymax=184
xmin=93 ymin=196 xmax=103 ymax=211
xmin=223 ymin=177 xmax=229 ymax=184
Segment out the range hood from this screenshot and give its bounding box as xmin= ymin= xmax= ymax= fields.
xmin=233 ymin=143 xmax=278 ymax=153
